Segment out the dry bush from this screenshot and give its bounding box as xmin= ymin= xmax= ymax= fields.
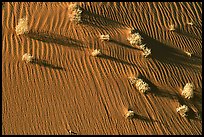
xmin=91 ymin=49 xmax=101 ymax=57
xmin=15 ymin=17 xmax=29 ymax=35
xmin=184 ymin=51 xmax=192 ymax=57
xmin=142 ymin=47 xmax=151 ymax=58
xmin=127 ymin=33 xmax=143 ymax=46
xmin=169 ymin=24 xmax=175 ymax=31
xmin=187 ymin=22 xmax=193 ymax=26
xmin=181 ymin=83 xmax=194 ymax=99
xmin=176 ymin=105 xmax=189 ymax=117
xmin=99 ymin=34 xmax=110 ymax=41
xmin=127 ymin=33 xmax=151 ymax=57
xmin=22 ymin=53 xmax=34 ymax=63
xmin=125 ymin=110 xmax=135 ymax=119
xmin=68 ymin=3 xmax=82 ymax=23
xmin=128 ymin=76 xmax=150 ymax=93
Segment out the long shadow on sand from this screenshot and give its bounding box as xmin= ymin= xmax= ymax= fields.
xmin=96 ymin=53 xmax=135 ymax=66
xmin=177 ymin=94 xmax=202 ymax=121
xmin=174 ymin=24 xmax=202 ymax=40
xmin=80 ymin=8 xmax=125 ymax=29
xmin=126 ymin=108 xmax=158 ymax=122
xmin=25 ymin=31 xmax=86 ymax=50
xmin=137 ymin=75 xmax=178 ymax=100
xmin=31 ymin=58 xmax=65 ymax=70
xmin=109 ymin=39 xmax=137 ymax=50
xmin=133 ymin=30 xmax=202 ymax=69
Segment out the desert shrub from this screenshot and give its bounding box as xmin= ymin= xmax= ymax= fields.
xmin=127 ymin=33 xmax=151 ymax=57
xmin=128 ymin=76 xmax=150 ymax=93
xmin=15 ymin=17 xmax=29 ymax=35
xmin=68 ymin=3 xmax=82 ymax=23
xmin=99 ymin=34 xmax=110 ymax=41
xmin=22 ymin=53 xmax=34 ymax=63
xmin=127 ymin=33 xmax=143 ymax=46
xmin=125 ymin=110 xmax=135 ymax=119
xmin=181 ymin=83 xmax=194 ymax=99
xmin=176 ymin=105 xmax=189 ymax=117
xmin=91 ymin=49 xmax=101 ymax=57
xmin=169 ymin=24 xmax=175 ymax=31
xmin=142 ymin=47 xmax=151 ymax=58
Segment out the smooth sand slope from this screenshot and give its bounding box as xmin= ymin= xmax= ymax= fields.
xmin=2 ymin=2 xmax=202 ymax=135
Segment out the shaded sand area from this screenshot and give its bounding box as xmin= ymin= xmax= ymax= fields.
xmin=2 ymin=2 xmax=202 ymax=135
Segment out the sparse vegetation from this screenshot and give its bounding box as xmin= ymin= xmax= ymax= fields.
xmin=127 ymin=32 xmax=143 ymax=46
xmin=125 ymin=110 xmax=135 ymax=119
xmin=128 ymin=76 xmax=150 ymax=93
xmin=184 ymin=51 xmax=192 ymax=57
xmin=169 ymin=24 xmax=175 ymax=31
xmin=187 ymin=22 xmax=193 ymax=26
xmin=127 ymin=33 xmax=151 ymax=58
xmin=22 ymin=53 xmax=34 ymax=63
xmin=176 ymin=105 xmax=189 ymax=117
xmin=99 ymin=34 xmax=110 ymax=41
xmin=181 ymin=83 xmax=194 ymax=99
xmin=15 ymin=17 xmax=29 ymax=35
xmin=142 ymin=47 xmax=151 ymax=58
xmin=68 ymin=3 xmax=82 ymax=23
xmin=91 ymin=49 xmax=101 ymax=57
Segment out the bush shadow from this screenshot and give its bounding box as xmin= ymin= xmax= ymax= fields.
xmin=31 ymin=58 xmax=65 ymax=70
xmin=126 ymin=108 xmax=158 ymax=122
xmin=134 ymin=30 xmax=202 ymax=69
xmin=97 ymin=53 xmax=135 ymax=66
xmin=137 ymin=75 xmax=178 ymax=100
xmin=109 ymin=39 xmax=138 ymax=50
xmin=174 ymin=25 xmax=202 ymax=40
xmin=80 ymin=8 xmax=125 ymax=29
xmin=176 ymin=94 xmax=202 ymax=121
xmin=26 ymin=31 xmax=86 ymax=50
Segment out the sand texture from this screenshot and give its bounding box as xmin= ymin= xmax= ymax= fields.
xmin=2 ymin=2 xmax=202 ymax=135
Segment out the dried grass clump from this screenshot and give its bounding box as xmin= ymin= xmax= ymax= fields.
xmin=181 ymin=83 xmax=194 ymax=99
xmin=176 ymin=105 xmax=189 ymax=117
xmin=128 ymin=76 xmax=150 ymax=93
xmin=142 ymin=47 xmax=151 ymax=58
xmin=187 ymin=22 xmax=193 ymax=26
xmin=169 ymin=24 xmax=175 ymax=31
xmin=91 ymin=49 xmax=101 ymax=57
xmin=127 ymin=33 xmax=142 ymax=46
xmin=127 ymin=33 xmax=151 ymax=58
xmin=15 ymin=17 xmax=29 ymax=35
xmin=22 ymin=53 xmax=34 ymax=63
xmin=184 ymin=51 xmax=192 ymax=57
xmin=99 ymin=34 xmax=110 ymax=41
xmin=125 ymin=110 xmax=135 ymax=119
xmin=68 ymin=3 xmax=82 ymax=23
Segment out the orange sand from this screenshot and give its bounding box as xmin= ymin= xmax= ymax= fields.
xmin=2 ymin=2 xmax=202 ymax=135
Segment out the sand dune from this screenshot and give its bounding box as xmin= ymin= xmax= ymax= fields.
xmin=2 ymin=2 xmax=202 ymax=135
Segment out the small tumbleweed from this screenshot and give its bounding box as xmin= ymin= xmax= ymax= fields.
xmin=91 ymin=49 xmax=101 ymax=57
xmin=128 ymin=76 xmax=150 ymax=93
xmin=187 ymin=22 xmax=193 ymax=26
xmin=22 ymin=53 xmax=34 ymax=63
xmin=142 ymin=47 xmax=151 ymax=58
xmin=181 ymin=83 xmax=194 ymax=99
xmin=127 ymin=32 xmax=143 ymax=46
xmin=68 ymin=130 xmax=77 ymax=135
xmin=68 ymin=3 xmax=83 ymax=23
xmin=15 ymin=17 xmax=29 ymax=35
xmin=99 ymin=34 xmax=110 ymax=41
xmin=125 ymin=110 xmax=136 ymax=119
xmin=169 ymin=24 xmax=175 ymax=31
xmin=184 ymin=51 xmax=192 ymax=57
xmin=176 ymin=105 xmax=189 ymax=117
